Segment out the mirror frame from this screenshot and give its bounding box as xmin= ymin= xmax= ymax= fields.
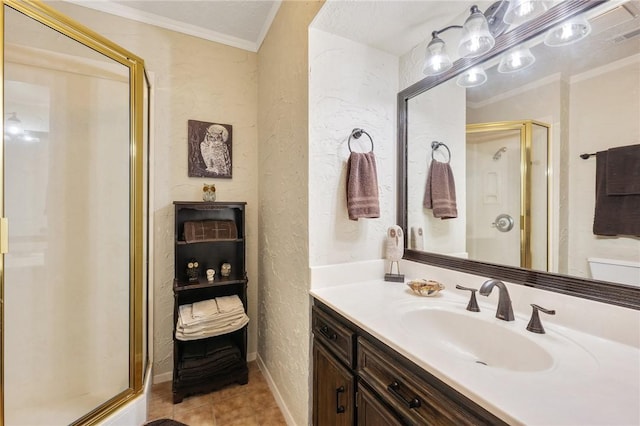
xmin=397 ymin=0 xmax=640 ymax=310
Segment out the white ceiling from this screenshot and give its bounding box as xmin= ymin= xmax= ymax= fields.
xmin=62 ymin=0 xmax=640 ymax=86
xmin=64 ymin=0 xmax=481 ymax=56
xmin=65 ymin=0 xmax=282 ymax=52
xmin=310 ymin=0 xmax=489 ymax=56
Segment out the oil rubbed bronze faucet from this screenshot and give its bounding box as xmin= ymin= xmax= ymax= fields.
xmin=479 ymin=279 xmax=514 ymax=321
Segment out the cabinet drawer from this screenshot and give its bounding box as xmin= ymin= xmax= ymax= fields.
xmin=312 ymin=305 xmax=355 ymax=368
xmin=357 ymin=337 xmax=494 ymax=426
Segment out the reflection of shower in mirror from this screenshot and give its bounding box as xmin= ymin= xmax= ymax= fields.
xmin=493 ymin=147 xmax=507 ymax=160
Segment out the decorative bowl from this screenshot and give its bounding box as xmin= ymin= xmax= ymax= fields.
xmin=407 ymin=279 xmax=445 ymax=297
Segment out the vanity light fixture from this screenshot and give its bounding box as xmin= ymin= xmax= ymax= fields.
xmin=423 ymin=32 xmax=455 ymax=76
xmin=503 ymin=0 xmax=548 ymax=26
xmin=544 ymin=15 xmax=592 ymax=47
xmin=456 ymin=66 xmax=488 ymax=87
xmin=423 ymin=4 xmax=496 ymax=76
xmin=5 ymin=112 xmax=23 ymax=136
xmin=498 ymin=46 xmax=536 ymax=73
xmin=458 ymin=5 xmax=496 ymax=58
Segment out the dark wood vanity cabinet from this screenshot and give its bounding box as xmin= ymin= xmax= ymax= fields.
xmin=312 ymin=300 xmax=507 ymax=426
xmin=312 ymin=305 xmax=356 ymax=425
xmin=313 ymin=342 xmax=355 ymax=425
xmin=356 ymin=382 xmax=404 ymax=426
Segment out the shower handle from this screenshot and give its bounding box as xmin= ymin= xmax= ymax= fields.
xmin=492 ymin=214 xmax=514 ymax=232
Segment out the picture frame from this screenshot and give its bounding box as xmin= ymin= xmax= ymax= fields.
xmin=188 ymin=119 xmax=233 ymax=178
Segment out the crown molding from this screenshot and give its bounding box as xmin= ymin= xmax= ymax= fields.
xmin=65 ymin=0 xmax=279 ymax=52
xmin=256 ymin=1 xmax=281 ymax=51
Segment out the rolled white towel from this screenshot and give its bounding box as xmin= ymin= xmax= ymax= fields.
xmin=192 ymin=298 xmax=219 ymax=318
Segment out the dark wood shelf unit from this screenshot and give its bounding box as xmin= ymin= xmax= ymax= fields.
xmin=172 ymin=201 xmax=249 ymax=404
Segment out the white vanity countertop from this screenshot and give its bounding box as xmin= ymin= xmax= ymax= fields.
xmin=310 ymin=279 xmax=640 ymax=426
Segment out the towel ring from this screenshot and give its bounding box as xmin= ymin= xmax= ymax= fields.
xmin=431 ymin=141 xmax=451 ymax=163
xmin=348 ymin=128 xmax=374 ymax=153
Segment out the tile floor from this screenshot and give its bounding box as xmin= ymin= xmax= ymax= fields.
xmin=147 ymin=362 xmax=287 ymax=426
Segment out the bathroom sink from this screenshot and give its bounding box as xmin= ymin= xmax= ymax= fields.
xmin=399 ymin=307 xmax=554 ymax=372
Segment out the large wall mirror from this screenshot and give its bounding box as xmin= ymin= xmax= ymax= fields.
xmin=399 ymin=0 xmax=639 ymax=309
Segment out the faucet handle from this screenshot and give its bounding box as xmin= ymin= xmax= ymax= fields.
xmin=455 ymin=285 xmax=480 ymax=312
xmin=527 ymin=304 xmax=556 ymax=334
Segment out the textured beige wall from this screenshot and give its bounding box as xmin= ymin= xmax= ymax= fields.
xmin=308 ymin=29 xmax=398 ymax=266
xmin=257 ymin=1 xmax=323 ymax=424
xmin=50 ymin=2 xmax=260 ymax=380
xmin=568 ymin=59 xmax=640 ymax=278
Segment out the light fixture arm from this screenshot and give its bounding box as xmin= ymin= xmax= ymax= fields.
xmin=5 ymin=112 xmax=20 ymax=121
xmin=432 ymin=3 xmax=484 ymax=38
xmin=423 ymin=4 xmax=495 ymax=77
xmin=431 ymin=25 xmax=463 ymax=38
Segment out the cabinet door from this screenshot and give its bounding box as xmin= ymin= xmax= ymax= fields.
xmin=313 ymin=341 xmax=354 ymax=426
xmin=357 ymin=383 xmax=404 ymax=426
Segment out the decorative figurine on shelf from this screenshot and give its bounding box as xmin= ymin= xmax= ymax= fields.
xmin=202 ymin=184 xmax=216 ymax=202
xmin=384 ymin=225 xmax=405 ymax=282
xmin=186 ymin=259 xmax=200 ymax=282
xmin=221 ymin=262 xmax=231 ymax=278
xmin=206 ymin=268 xmax=215 ymax=282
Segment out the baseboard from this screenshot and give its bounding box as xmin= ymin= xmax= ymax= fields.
xmin=153 ymin=371 xmax=172 ymax=384
xmin=256 ymin=354 xmax=296 ymax=426
xmin=247 ymin=351 xmax=257 ymax=362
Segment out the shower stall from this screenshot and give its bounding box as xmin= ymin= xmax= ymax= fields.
xmin=466 ymin=120 xmax=550 ymax=271
xmin=1 ymin=1 xmax=149 ymax=424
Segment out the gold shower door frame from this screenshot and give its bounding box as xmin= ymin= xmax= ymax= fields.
xmin=466 ymin=120 xmax=551 ymax=270
xmin=0 ymin=1 xmax=147 ymax=425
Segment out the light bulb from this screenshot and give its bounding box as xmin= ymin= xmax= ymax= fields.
xmin=544 ymin=16 xmax=591 ymax=47
xmin=458 ymin=6 xmax=495 ymax=58
xmin=504 ymin=0 xmax=548 ymax=26
xmin=457 ymin=67 xmax=488 ymax=88
xmin=423 ymin=36 xmax=453 ymax=76
xmin=6 ymin=112 xmax=23 ymax=136
xmin=498 ymin=46 xmax=536 ymax=73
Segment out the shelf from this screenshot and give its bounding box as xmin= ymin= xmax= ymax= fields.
xmin=174 ymin=277 xmax=247 ymax=292
xmin=174 ymin=201 xmax=247 ymax=210
xmin=172 ymin=201 xmax=248 ymax=403
xmin=176 ymin=238 xmax=244 ymax=245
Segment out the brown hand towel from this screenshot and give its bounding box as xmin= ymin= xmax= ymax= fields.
xmin=593 ymin=150 xmax=640 ymax=236
xmin=346 ymin=151 xmax=380 ymax=220
xmin=423 ymin=160 xmax=458 ymax=219
xmin=606 ymin=144 xmax=640 ymax=195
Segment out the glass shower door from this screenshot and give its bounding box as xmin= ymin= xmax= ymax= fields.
xmin=3 ymin=5 xmax=131 ymax=425
xmin=466 ymin=128 xmax=522 ymax=268
xmin=466 ymin=121 xmax=550 ymax=270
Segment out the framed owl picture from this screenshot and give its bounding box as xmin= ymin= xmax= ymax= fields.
xmin=187 ymin=119 xmax=233 ymax=178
